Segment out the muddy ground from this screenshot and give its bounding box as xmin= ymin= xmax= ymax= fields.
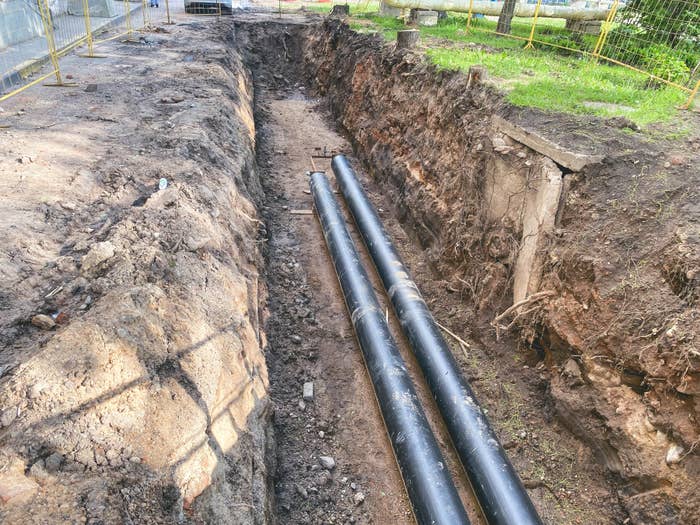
xmin=0 ymin=7 xmax=698 ymax=525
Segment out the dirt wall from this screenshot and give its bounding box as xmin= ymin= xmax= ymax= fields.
xmin=298 ymin=20 xmax=700 ymax=524
xmin=0 ymin=23 xmax=272 ymax=524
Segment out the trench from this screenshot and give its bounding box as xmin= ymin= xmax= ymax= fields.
xmin=230 ymin=14 xmax=627 ymax=525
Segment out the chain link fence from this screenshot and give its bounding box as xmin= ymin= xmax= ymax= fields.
xmin=0 ymin=0 xmax=181 ymax=104
xmin=458 ymin=0 xmax=700 ymax=107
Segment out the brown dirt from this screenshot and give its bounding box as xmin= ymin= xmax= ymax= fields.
xmin=294 ymin=18 xmax=700 ymax=524
xmin=1 ymin=8 xmax=698 ymax=525
xmin=245 ymin=24 xmax=482 ymax=525
xmin=236 ymin=15 xmax=626 ymax=525
xmin=0 ymin=19 xmax=271 ymax=524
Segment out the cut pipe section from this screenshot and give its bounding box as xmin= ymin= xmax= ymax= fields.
xmin=331 ymin=155 xmax=543 ymax=525
xmin=310 ymin=171 xmax=471 ymax=525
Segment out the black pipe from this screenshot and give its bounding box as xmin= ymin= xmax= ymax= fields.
xmin=310 ymin=171 xmax=471 ymax=525
xmin=331 ymin=156 xmax=543 ymax=525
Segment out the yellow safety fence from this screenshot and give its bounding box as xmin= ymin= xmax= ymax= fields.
xmin=0 ymin=0 xmax=183 ymax=106
xmin=462 ymin=0 xmax=699 ymax=109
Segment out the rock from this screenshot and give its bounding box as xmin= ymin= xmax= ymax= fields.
xmin=44 ymin=452 xmax=64 ymax=473
xmin=85 ymin=84 xmax=98 ymax=93
xmin=606 ymin=116 xmax=639 ymax=131
xmin=81 ymin=241 xmax=116 ymax=274
xmin=298 ymin=400 xmax=306 ymax=411
xmin=319 ymin=470 xmax=333 ymax=486
xmin=353 ymin=491 xmax=366 ymax=505
xmin=562 ymin=358 xmax=584 ymax=387
xmin=56 ymin=255 xmax=76 ymax=272
xmin=1 ymin=408 xmax=17 ymax=427
xmin=185 ymin=235 xmax=210 ymax=252
xmin=29 ymin=460 xmax=49 ymax=481
xmin=666 ymin=444 xmax=684 ymax=465
xmin=27 ymin=383 xmax=46 ymax=399
xmin=303 ymin=381 xmax=314 ymax=401
xmin=0 ymin=472 xmax=39 ymax=504
xmin=129 ymin=456 xmax=141 ymax=464
xmin=491 ymin=136 xmax=512 ymax=154
xmin=319 ymin=456 xmax=335 ymax=470
xmin=31 ymin=314 xmax=55 ymax=330
xmin=295 ymin=484 xmax=308 ymax=499
xmin=75 ymin=448 xmax=95 ymax=467
xmin=318 ymin=430 xmax=325 ymax=439
xmin=350 ymin=482 xmax=357 ymax=490
xmin=291 ymin=334 xmax=302 ymax=345
xmin=415 ymin=9 xmax=438 ymax=26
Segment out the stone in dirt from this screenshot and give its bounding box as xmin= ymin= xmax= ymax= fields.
xmin=0 ymin=408 xmax=17 ymax=427
xmin=0 ymin=472 xmax=39 ymax=504
xmin=43 ymin=453 xmax=63 ymax=473
xmin=666 ymin=444 xmax=684 ymax=465
xmin=303 ymin=381 xmax=314 ymax=401
xmin=319 ymin=456 xmax=336 ymax=470
xmin=80 ymin=241 xmax=116 ymax=274
xmin=353 ymin=491 xmax=365 ymax=505
xmin=30 ymin=314 xmax=55 ymax=330
xmin=296 ymin=484 xmax=308 ymax=499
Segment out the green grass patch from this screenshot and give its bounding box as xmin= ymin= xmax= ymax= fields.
xmin=350 ymin=14 xmax=689 ymax=125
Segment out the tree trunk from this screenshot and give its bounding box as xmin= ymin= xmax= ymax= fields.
xmin=496 ymin=0 xmax=517 ymax=34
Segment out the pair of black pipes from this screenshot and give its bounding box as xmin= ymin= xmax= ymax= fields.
xmin=310 ymin=155 xmax=543 ymax=525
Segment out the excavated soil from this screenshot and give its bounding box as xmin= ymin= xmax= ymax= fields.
xmin=1 ymin=9 xmax=698 ymax=525
xmin=0 ymin=20 xmax=271 ymax=525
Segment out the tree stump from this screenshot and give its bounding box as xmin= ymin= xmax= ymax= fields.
xmin=330 ymin=4 xmax=349 ymax=17
xmin=397 ymin=29 xmax=420 ymax=50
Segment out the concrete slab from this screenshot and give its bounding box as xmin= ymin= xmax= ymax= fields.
xmin=492 ymin=115 xmax=604 ymax=171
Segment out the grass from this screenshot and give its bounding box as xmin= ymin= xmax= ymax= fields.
xmin=346 ymin=13 xmax=692 ymax=126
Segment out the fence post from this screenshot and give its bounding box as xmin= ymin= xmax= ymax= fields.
xmin=524 ymin=0 xmax=543 ymax=50
xmin=682 ymin=79 xmax=700 ymax=110
xmin=592 ymin=0 xmax=619 ymax=59
xmin=466 ymin=0 xmax=474 ymax=32
xmin=142 ymin=0 xmax=150 ymax=28
xmin=36 ymin=0 xmax=75 ymax=87
xmin=165 ymin=0 xmax=174 ymax=24
xmin=80 ymin=0 xmax=107 ymax=58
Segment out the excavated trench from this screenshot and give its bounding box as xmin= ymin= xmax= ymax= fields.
xmin=234 ymin=15 xmax=700 ymax=525
xmin=1 ymin=12 xmax=696 ymax=525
